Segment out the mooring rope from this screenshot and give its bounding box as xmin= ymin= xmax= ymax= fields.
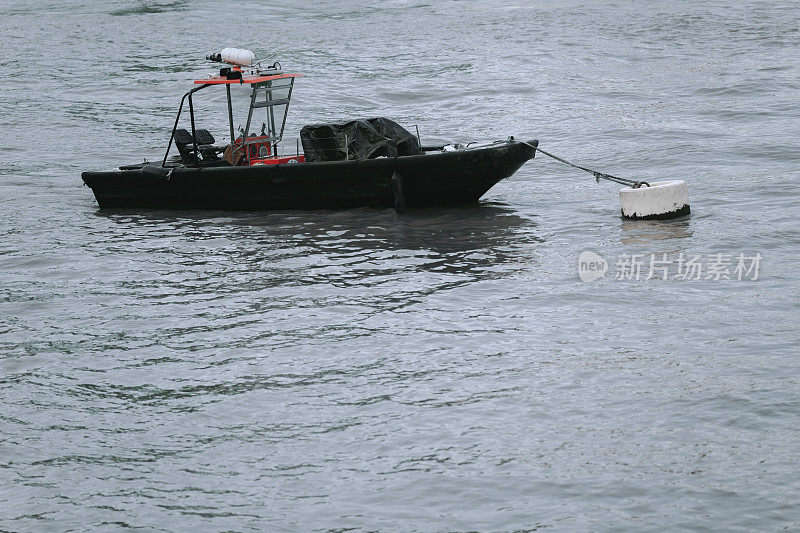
xmin=520 ymin=141 xmax=649 ymax=188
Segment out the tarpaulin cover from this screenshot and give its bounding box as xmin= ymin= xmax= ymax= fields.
xmin=300 ymin=117 xmax=422 ymax=162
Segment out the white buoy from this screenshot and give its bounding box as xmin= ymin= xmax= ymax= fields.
xmin=619 ymin=180 xmax=690 ymax=219
xmin=220 ymin=47 xmax=255 ymax=66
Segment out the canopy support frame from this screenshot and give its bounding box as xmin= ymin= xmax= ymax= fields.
xmin=161 ymin=83 xmax=210 ymax=168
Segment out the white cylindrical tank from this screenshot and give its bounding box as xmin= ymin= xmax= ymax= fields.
xmin=221 ymin=47 xmax=255 ymax=66
xmin=619 ymin=180 xmax=690 ymax=219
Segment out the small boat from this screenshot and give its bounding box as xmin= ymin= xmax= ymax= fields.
xmin=81 ymin=49 xmax=538 ymax=210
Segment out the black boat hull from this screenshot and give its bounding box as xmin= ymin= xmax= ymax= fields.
xmin=82 ymin=140 xmax=537 ymax=210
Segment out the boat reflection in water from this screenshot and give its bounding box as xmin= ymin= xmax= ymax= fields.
xmin=93 ymin=205 xmax=542 ymax=294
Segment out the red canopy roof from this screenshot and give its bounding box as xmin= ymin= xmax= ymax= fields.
xmin=194 ymin=73 xmax=302 ymax=85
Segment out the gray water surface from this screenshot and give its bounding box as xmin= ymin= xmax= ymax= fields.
xmin=1 ymin=0 xmax=799 ymax=530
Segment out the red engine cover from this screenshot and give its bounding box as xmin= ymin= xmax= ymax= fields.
xmin=241 ymin=136 xmax=272 ymax=161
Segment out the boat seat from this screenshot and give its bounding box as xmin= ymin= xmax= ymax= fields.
xmin=174 ymin=128 xmax=222 ymax=163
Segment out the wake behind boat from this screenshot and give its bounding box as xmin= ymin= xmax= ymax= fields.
xmin=81 ymin=48 xmax=538 ymax=210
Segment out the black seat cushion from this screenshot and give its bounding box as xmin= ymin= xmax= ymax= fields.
xmin=195 ymin=129 xmax=215 ymax=145
xmin=174 ymin=128 xmax=216 ymax=146
xmin=174 ymin=128 xmax=193 ymax=146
